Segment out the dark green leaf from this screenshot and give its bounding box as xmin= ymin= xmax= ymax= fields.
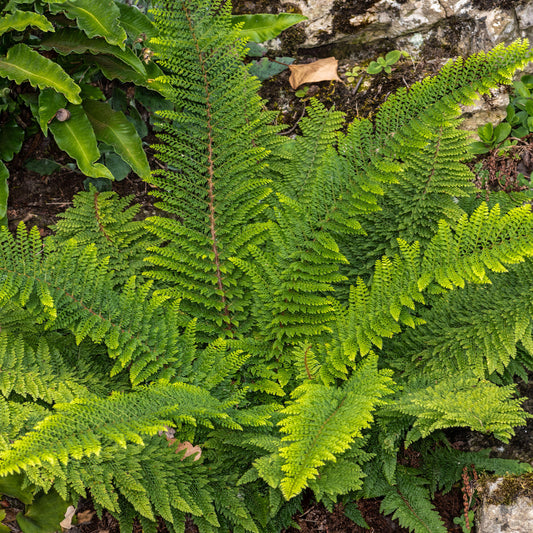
xmin=513 ymin=80 xmax=531 ymax=98
xmin=0 ymin=473 xmax=34 ymax=504
xmin=40 ymin=29 xmax=146 ymax=76
xmin=83 ymin=99 xmax=150 ymax=179
xmin=16 ymin=489 xmax=70 ymax=533
xmin=512 ymin=125 xmax=529 ymax=138
xmin=115 ymin=1 xmax=158 ymax=40
xmin=245 ymin=41 xmax=267 ymax=57
xmin=104 ymin=151 xmax=131 ymax=181
xmin=0 ymin=44 xmax=81 ymax=104
xmin=249 ymin=57 xmax=294 ymax=81
xmin=134 ymin=86 xmax=173 ymax=114
xmin=469 ymin=141 xmax=490 ymax=155
xmin=24 ymin=158 xmax=61 ymax=175
xmin=83 ymin=177 xmax=113 ymax=191
xmin=0 ymin=119 xmax=24 ymax=161
xmin=232 ymin=13 xmax=307 ymax=43
xmin=79 ymin=83 xmax=105 ymax=101
xmin=49 ymin=0 xmax=127 ymax=48
xmin=49 ymin=104 xmax=114 ymax=179
xmin=521 ymin=74 xmax=533 ymax=88
xmin=493 ymin=122 xmax=511 ymax=144
xmin=91 ymin=54 xmax=164 ymax=91
xmin=126 ymin=105 xmax=148 ymax=138
xmin=0 ymin=10 xmax=53 ymax=36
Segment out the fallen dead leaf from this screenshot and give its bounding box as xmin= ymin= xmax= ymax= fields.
xmin=77 ymin=510 xmax=95 ymax=524
xmin=60 ymin=505 xmax=76 ymax=529
xmin=167 ymin=439 xmax=202 ymax=461
xmin=289 ymin=57 xmax=341 ymax=89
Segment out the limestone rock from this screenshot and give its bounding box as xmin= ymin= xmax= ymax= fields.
xmin=460 ymin=87 xmax=510 ymax=134
xmin=279 ymin=0 xmax=526 ymax=58
xmin=477 ymin=477 xmax=533 ymax=533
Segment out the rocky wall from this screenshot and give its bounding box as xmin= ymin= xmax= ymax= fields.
xmin=233 ymin=0 xmax=533 ymax=131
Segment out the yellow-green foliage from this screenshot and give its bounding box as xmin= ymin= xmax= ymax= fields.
xmin=0 ymin=1 xmax=533 ymax=532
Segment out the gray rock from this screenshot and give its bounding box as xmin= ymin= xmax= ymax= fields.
xmin=477 ymin=477 xmax=533 ymax=533
xmin=279 ymin=0 xmax=527 ymax=56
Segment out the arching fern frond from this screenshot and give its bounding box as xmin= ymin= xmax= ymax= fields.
xmin=144 ymin=0 xmax=283 ymax=335
xmin=0 ymin=380 xmax=238 ymax=476
xmin=51 ymin=189 xmax=154 ymax=284
xmin=277 ymin=355 xmax=394 ymax=499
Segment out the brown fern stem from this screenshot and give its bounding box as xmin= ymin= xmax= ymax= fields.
xmin=183 ymin=3 xmax=231 ymax=322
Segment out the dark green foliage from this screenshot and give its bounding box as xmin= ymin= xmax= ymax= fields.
xmin=1 ymin=1 xmax=533 ymax=532
xmin=0 ymin=0 xmax=156 ymax=224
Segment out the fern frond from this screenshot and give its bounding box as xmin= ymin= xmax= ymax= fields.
xmin=379 ymin=466 xmax=447 ymax=533
xmin=349 ymin=203 xmax=533 ymax=356
xmin=51 ymin=189 xmax=153 ymax=284
xmin=144 ymin=0 xmax=282 ymax=335
xmin=0 ymin=380 xmax=238 ymax=476
xmin=278 ymin=355 xmax=393 ymax=499
xmin=392 ymin=376 xmax=528 ymax=445
xmin=422 ymin=445 xmax=531 ymax=496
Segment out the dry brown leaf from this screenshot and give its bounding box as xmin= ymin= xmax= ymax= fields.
xmin=59 ymin=505 xmax=76 ymax=529
xmin=77 ymin=510 xmax=95 ymax=524
xmin=167 ymin=439 xmax=202 ymax=461
xmin=289 ymin=57 xmax=341 ymax=89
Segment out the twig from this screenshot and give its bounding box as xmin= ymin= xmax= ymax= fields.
xmin=280 ymin=107 xmax=306 ymax=136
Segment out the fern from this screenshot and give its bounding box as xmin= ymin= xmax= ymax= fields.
xmin=144 ymin=0 xmax=282 ymax=336
xmin=1 ymin=1 xmax=533 ymax=531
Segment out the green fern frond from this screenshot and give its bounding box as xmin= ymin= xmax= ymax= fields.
xmin=349 ymin=203 xmax=533 ymax=356
xmin=144 ymin=0 xmax=282 ymax=335
xmin=422 ymin=445 xmax=531 ymax=496
xmin=278 ymin=355 xmax=393 ymax=499
xmin=0 ymin=380 xmax=238 ymax=476
xmin=51 ymin=189 xmax=153 ymax=284
xmin=378 ymin=466 xmax=447 ymax=533
xmin=392 ymin=376 xmax=528 ymax=445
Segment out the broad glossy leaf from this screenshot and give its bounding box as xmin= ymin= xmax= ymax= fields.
xmin=0 ymin=119 xmax=24 ymax=161
xmin=49 ymin=104 xmax=114 ymax=179
xmin=38 ymin=88 xmax=67 ymax=135
xmin=83 ymin=99 xmax=150 ymax=179
xmin=0 ymin=44 xmax=81 ymax=104
xmin=40 ymin=29 xmax=146 ymax=76
xmin=0 ymin=472 xmax=34 ymax=504
xmin=0 ymin=161 xmax=8 ymax=226
xmin=232 ymin=13 xmax=307 ymax=43
xmin=49 ymin=0 xmax=126 ymax=49
xmin=16 ymin=489 xmax=70 ymax=533
xmin=91 ymin=54 xmax=166 ymax=92
xmin=0 ymin=10 xmax=53 ymax=36
xmin=116 ymin=1 xmax=158 ymax=40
